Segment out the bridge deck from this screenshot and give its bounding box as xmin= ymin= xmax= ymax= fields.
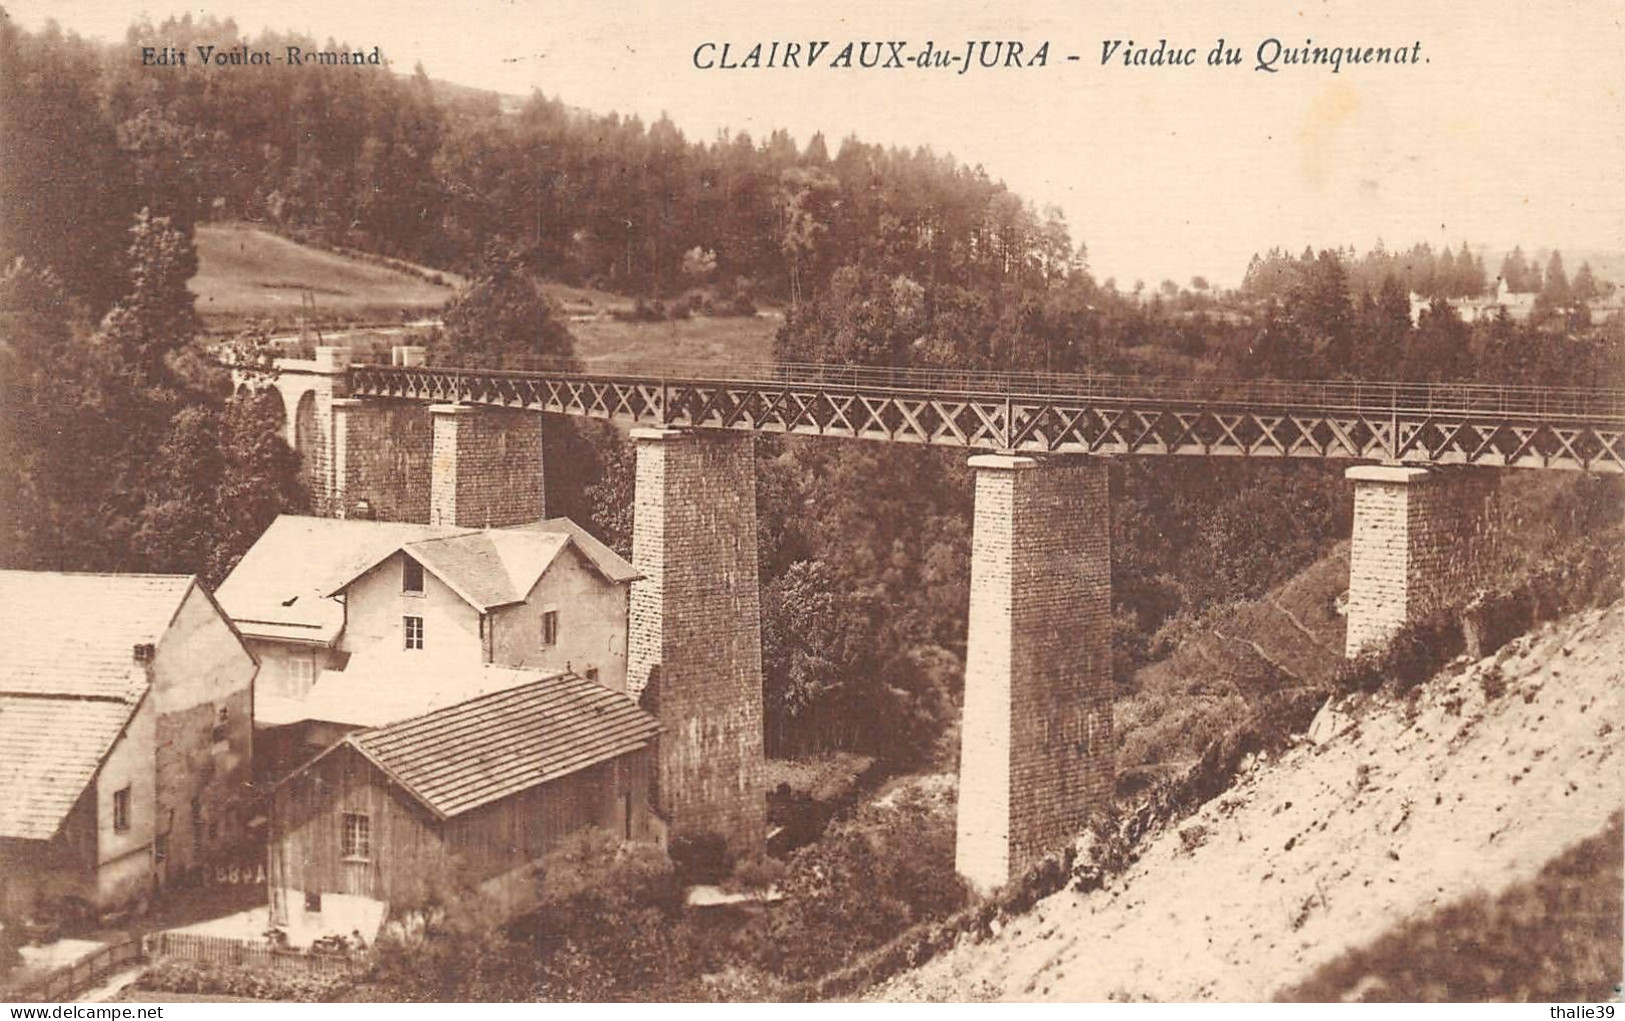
xmin=347 ymin=361 xmax=1625 ymax=473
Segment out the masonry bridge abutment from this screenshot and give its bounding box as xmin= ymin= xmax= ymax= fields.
xmin=256 ymin=357 xmax=1623 ymax=889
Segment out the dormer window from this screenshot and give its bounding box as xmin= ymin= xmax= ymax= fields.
xmin=403 ymin=556 xmax=424 ymax=594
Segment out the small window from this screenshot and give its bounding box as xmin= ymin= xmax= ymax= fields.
xmin=541 ymin=610 xmax=558 ymax=647
xmin=112 ymin=787 xmax=131 ymax=832
xmin=342 ymin=812 xmax=371 ymax=860
xmin=404 ymin=615 xmax=424 ymax=650
xmin=305 ymin=890 xmax=322 ymax=914
xmin=585 ymin=667 xmax=600 ymax=685
xmin=403 ymin=556 xmax=424 ymax=594
xmin=211 ymin=706 xmax=230 ymax=743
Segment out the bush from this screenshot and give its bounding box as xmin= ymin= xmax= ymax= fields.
xmin=669 ymin=831 xmax=735 ymax=886
xmin=745 ymin=780 xmax=966 ymax=983
xmin=728 ymin=853 xmax=789 ymax=893
xmin=1334 ymin=523 xmax=1624 ymax=698
xmin=134 ymin=959 xmax=350 ymax=1002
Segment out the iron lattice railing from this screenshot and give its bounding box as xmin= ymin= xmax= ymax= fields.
xmin=347 ymin=361 xmax=1625 ymax=473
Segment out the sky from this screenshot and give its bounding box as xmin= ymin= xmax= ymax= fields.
xmin=8 ymin=0 xmax=1625 ymax=288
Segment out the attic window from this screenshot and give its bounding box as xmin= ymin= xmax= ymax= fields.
xmin=133 ymin=643 xmax=155 ymax=663
xmin=403 ymin=556 xmax=424 ymax=594
xmin=541 ymin=610 xmax=558 ymax=647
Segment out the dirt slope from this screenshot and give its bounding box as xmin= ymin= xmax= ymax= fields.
xmin=880 ymin=601 xmax=1625 ymax=1002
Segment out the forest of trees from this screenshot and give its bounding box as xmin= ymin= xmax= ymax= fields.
xmin=4 ymin=13 xmax=1623 ymax=770
xmin=3 ymin=14 xmax=1075 ymax=310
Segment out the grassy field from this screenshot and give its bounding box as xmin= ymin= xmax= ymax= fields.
xmin=189 ymin=222 xmax=780 ymax=371
xmin=190 ymin=223 xmax=458 ymax=329
xmin=569 ymin=311 xmax=780 ymax=371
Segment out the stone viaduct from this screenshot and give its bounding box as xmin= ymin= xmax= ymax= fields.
xmin=245 ymin=350 xmax=1625 ymax=892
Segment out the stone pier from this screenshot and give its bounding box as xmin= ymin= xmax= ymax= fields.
xmin=625 ymin=428 xmax=766 ymax=852
xmin=428 ymin=404 xmax=545 ymax=528
xmin=1344 ymin=465 xmax=1496 ymax=657
xmin=330 ymin=398 xmax=433 ymax=521
xmin=956 ymin=455 xmax=1115 ymax=892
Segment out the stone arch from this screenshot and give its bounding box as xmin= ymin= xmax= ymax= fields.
xmin=294 ymin=389 xmax=326 ymax=500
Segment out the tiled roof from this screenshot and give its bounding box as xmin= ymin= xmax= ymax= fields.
xmin=405 ymin=531 xmax=565 ymax=610
xmin=292 ymin=659 xmax=543 ymax=729
xmin=223 ymin=515 xmax=638 ymax=634
xmin=216 ymin=516 xmax=464 ymax=641
xmin=0 ymin=571 xmax=193 ymax=700
xmin=347 ymin=672 xmax=660 ymax=819
xmin=504 ymin=518 xmax=641 ymax=584
xmin=0 ymin=695 xmax=141 ymax=840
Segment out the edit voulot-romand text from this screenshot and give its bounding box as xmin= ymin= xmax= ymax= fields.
xmin=140 ymin=44 xmax=384 ymax=66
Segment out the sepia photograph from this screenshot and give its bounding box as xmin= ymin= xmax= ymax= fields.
xmin=1 ymin=0 xmax=1621 ymax=1006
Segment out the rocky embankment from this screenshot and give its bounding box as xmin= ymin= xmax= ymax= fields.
xmin=879 ymin=602 xmax=1625 ymax=1001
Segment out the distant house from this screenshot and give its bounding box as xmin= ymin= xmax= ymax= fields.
xmin=215 ymin=515 xmax=639 ymax=776
xmin=0 ymin=572 xmax=257 ymax=923
xmin=267 ymin=672 xmax=660 ymax=941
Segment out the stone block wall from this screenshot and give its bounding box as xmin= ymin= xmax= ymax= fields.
xmin=428 ymin=404 xmax=546 ymax=528
xmin=1344 ymin=465 xmax=1496 ymax=656
xmin=626 ymin=428 xmax=766 ymax=853
xmin=956 ymin=455 xmax=1114 ymax=892
xmin=331 ymin=399 xmax=434 ymax=523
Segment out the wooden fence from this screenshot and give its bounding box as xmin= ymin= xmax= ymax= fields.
xmin=8 ymin=938 xmax=144 ymax=1002
xmin=144 ymin=930 xmax=359 ymax=979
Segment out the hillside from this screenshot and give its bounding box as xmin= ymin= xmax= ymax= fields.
xmin=190 ymin=223 xmax=460 ymax=327
xmin=878 ymin=601 xmax=1625 ymax=1001
xmin=187 ymin=223 xmax=780 ymax=371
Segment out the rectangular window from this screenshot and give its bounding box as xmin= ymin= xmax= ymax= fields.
xmin=585 ymin=667 xmax=600 ymax=685
xmin=112 ymin=787 xmax=131 ymax=832
xmin=403 ymin=556 xmax=424 ymax=594
xmin=305 ymin=890 xmax=322 ymax=914
xmin=404 ymin=615 xmax=424 ymax=650
xmin=342 ymin=812 xmax=371 ymax=860
xmin=541 ymin=609 xmax=558 ymax=647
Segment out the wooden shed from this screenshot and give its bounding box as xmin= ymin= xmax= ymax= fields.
xmin=267 ymin=671 xmax=661 ymax=939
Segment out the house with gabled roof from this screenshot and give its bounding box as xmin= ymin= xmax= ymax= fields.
xmin=0 ymin=572 xmax=257 ymax=923
xmin=215 ymin=514 xmax=639 ymax=776
xmin=266 ymin=671 xmax=661 ymax=941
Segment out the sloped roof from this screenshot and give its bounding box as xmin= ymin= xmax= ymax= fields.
xmin=0 ymin=571 xmax=193 ymax=841
xmin=222 ymin=515 xmax=639 ymax=637
xmin=503 ymin=518 xmax=641 ymax=584
xmin=217 ymin=516 xmax=465 ymax=642
xmin=404 ymin=531 xmax=569 ymax=610
xmin=323 ymin=521 xmax=637 ymax=612
xmin=0 ymin=571 xmax=193 ymax=699
xmin=345 ymin=672 xmax=660 ymax=819
xmin=291 ymin=658 xmax=544 ymax=729
xmin=0 ymin=695 xmax=142 ymax=840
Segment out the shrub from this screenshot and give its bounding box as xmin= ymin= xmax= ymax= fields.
xmin=134 ymin=959 xmax=350 ymax=1002
xmin=729 ymin=853 xmax=789 ymax=893
xmin=746 ymin=780 xmax=966 ymax=983
xmin=669 ymin=831 xmax=735 ymax=887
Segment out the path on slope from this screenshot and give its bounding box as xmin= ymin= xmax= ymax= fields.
xmin=879 ymin=602 xmax=1625 ymax=1002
